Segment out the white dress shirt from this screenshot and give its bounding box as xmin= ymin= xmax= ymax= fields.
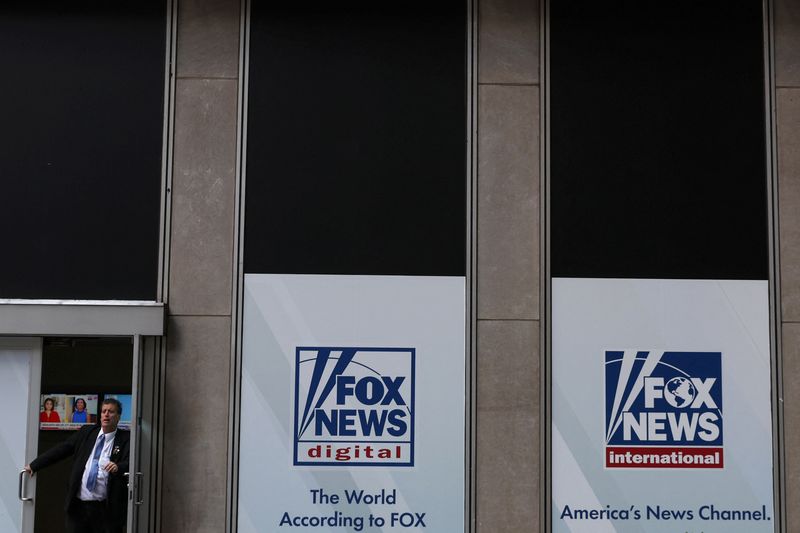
xmin=79 ymin=429 xmax=117 ymax=501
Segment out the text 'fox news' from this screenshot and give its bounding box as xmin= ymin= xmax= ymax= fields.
xmin=294 ymin=347 xmax=415 ymax=467
xmin=605 ymin=350 xmax=723 ymax=469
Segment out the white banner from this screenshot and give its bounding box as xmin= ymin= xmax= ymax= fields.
xmin=552 ymin=278 xmax=775 ymax=533
xmin=238 ymin=274 xmax=465 ymax=532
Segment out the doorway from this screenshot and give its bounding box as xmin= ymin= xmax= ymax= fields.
xmin=34 ymin=337 xmax=133 ymax=532
xmin=0 ymin=335 xmax=150 ymax=533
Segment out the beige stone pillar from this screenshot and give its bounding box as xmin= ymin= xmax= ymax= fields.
xmin=776 ymin=0 xmax=800 ymax=530
xmin=161 ymin=0 xmax=240 ymax=531
xmin=476 ymin=0 xmax=541 ymax=531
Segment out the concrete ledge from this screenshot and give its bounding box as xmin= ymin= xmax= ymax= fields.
xmin=0 ymin=300 xmax=165 ymax=336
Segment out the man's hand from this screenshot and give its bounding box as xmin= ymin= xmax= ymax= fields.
xmin=103 ymin=462 xmax=118 ymax=474
xmin=23 ymin=464 xmax=34 ymax=478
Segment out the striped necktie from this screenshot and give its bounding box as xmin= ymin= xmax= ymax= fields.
xmin=86 ymin=432 xmax=105 ymax=491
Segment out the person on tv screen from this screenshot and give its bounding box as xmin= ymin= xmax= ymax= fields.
xmin=39 ymin=397 xmax=61 ymax=423
xmin=71 ymin=398 xmax=88 ymax=424
xmin=24 ymin=398 xmax=129 ymax=533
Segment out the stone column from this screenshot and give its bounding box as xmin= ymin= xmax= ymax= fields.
xmin=476 ymin=0 xmax=540 ymax=531
xmin=776 ymin=0 xmax=800 ymax=530
xmin=161 ymin=0 xmax=240 ymax=531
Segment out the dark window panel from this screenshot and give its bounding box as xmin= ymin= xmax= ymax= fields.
xmin=244 ymin=2 xmax=467 ymax=276
xmin=551 ymin=0 xmax=768 ymax=280
xmin=0 ymin=1 xmax=166 ymax=299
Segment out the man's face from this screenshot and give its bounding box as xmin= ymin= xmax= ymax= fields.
xmin=100 ymin=403 xmax=121 ymax=433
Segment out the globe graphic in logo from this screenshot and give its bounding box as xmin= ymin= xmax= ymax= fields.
xmin=664 ymin=377 xmax=696 ymax=408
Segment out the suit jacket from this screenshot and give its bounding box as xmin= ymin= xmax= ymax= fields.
xmin=31 ymin=424 xmax=130 ymax=528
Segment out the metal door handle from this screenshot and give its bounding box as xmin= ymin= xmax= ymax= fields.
xmin=18 ymin=470 xmax=32 ymax=502
xmin=134 ymin=472 xmax=144 ymax=505
xmin=123 ymin=471 xmax=144 ymax=504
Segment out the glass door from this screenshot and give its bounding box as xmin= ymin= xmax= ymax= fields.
xmin=0 ymin=338 xmax=41 ymax=533
xmin=32 ymin=337 xmax=136 ymax=533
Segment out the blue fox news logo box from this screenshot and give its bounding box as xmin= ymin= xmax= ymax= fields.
xmin=294 ymin=347 xmax=415 ymax=466
xmin=604 ymin=350 xmax=723 ymax=469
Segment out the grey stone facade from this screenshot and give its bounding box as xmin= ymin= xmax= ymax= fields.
xmin=163 ymin=1 xmax=239 ymax=531
xmin=476 ymin=0 xmax=540 ymax=530
xmin=159 ymin=1 xmax=799 ymax=531
xmin=777 ymin=0 xmax=800 ymax=530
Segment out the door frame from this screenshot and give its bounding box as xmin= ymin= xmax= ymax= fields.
xmin=0 ymin=336 xmax=42 ymax=533
xmin=0 ymin=302 xmax=164 ymax=532
xmin=127 ymin=334 xmax=144 ymax=532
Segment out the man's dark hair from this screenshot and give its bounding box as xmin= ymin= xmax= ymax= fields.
xmin=102 ymin=398 xmax=123 ymax=416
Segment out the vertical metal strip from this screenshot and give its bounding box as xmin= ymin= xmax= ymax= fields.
xmin=158 ymin=0 xmax=178 ymax=304
xmin=540 ymin=0 xmax=552 ymax=531
xmin=153 ymin=3 xmax=177 ymax=530
xmin=127 ymin=335 xmax=142 ymax=532
xmin=24 ymin=338 xmax=42 ymax=533
xmin=227 ymin=0 xmax=250 ymax=531
xmin=136 ymin=336 xmax=156 ymax=532
xmin=151 ymin=336 xmax=167 ymax=533
xmin=22 ymin=337 xmax=43 ymax=472
xmin=764 ymin=0 xmax=786 ymax=531
xmin=466 ymin=0 xmax=478 ymax=532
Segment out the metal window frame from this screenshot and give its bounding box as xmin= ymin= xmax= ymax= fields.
xmin=226 ymin=0 xmax=250 ymax=530
xmin=146 ymin=3 xmax=178 ymax=530
xmin=540 ymin=0 xmax=551 ymax=531
xmin=226 ymin=2 xmax=477 ymax=531
xmin=764 ymin=0 xmax=787 ymax=530
xmin=466 ymin=1 xmax=478 ymax=531
xmin=0 ymin=0 xmax=175 ymax=340
xmin=0 ymin=0 xmax=174 ymax=335
xmin=541 ymin=1 xmax=786 ymax=531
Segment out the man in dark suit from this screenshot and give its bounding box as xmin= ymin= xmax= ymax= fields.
xmin=25 ymin=398 xmax=129 ymax=533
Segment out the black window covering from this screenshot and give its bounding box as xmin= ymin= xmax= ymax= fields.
xmin=551 ymin=0 xmax=768 ymax=280
xmin=0 ymin=1 xmax=166 ymax=299
xmin=244 ymin=3 xmax=467 ymax=276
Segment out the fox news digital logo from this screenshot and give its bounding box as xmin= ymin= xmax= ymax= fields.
xmin=294 ymin=347 xmax=415 ymax=467
xmin=605 ymin=350 xmax=723 ymax=469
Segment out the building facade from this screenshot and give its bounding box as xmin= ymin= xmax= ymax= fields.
xmin=1 ymin=0 xmax=799 ymax=532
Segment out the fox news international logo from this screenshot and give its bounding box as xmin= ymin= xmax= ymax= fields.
xmin=294 ymin=347 xmax=415 ymax=466
xmin=605 ymin=350 xmax=723 ymax=469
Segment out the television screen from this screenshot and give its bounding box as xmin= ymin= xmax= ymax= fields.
xmin=39 ymin=394 xmax=98 ymax=430
xmin=103 ymin=394 xmax=132 ymax=430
